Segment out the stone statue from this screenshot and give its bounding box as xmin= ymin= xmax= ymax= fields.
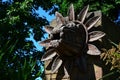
xmin=40 ymin=4 xmax=105 ymax=80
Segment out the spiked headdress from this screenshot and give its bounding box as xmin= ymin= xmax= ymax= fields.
xmin=40 ymin=4 xmax=105 ymax=77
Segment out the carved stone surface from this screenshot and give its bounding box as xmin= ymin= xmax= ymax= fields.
xmin=39 ymin=4 xmax=116 ymax=80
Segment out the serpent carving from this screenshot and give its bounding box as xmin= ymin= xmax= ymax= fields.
xmin=40 ymin=4 xmax=105 ymax=78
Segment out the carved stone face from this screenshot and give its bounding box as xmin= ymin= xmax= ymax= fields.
xmin=47 ymin=21 xmax=88 ymax=56
xmin=40 ymin=4 xmax=105 ymax=77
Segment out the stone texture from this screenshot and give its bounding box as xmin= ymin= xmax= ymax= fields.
xmin=43 ymin=11 xmax=120 ymax=80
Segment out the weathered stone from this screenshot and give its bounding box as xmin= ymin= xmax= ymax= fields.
xmin=43 ymin=9 xmax=120 ymax=80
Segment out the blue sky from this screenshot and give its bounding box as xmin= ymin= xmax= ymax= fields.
xmin=32 ymin=7 xmax=55 ymax=80
xmin=37 ymin=7 xmax=55 ymax=22
xmin=2 ymin=1 xmax=54 ymax=80
xmin=29 ymin=7 xmax=55 ymax=51
xmin=2 ymin=0 xmax=55 ymax=51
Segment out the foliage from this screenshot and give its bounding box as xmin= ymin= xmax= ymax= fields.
xmin=0 ymin=0 xmax=55 ymax=79
xmin=1 ymin=0 xmax=120 ymax=79
xmin=101 ymin=46 xmax=120 ymax=70
xmin=99 ymin=70 xmax=120 ymax=80
xmin=100 ymin=41 xmax=120 ymax=79
xmin=51 ymin=0 xmax=120 ymax=22
xmin=0 ymin=39 xmax=43 ymax=80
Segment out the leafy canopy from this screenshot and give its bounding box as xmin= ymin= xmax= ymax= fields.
xmin=0 ymin=0 xmax=55 ymax=79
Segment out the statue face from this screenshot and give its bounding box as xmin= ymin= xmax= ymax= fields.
xmin=51 ymin=21 xmax=87 ymax=45
xmin=45 ymin=21 xmax=88 ymax=56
